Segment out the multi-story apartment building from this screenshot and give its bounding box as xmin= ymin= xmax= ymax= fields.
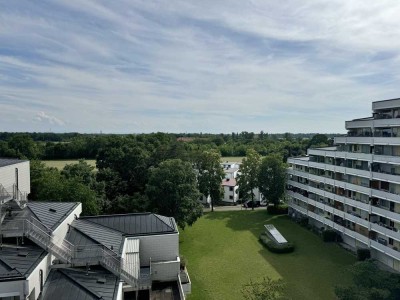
xmin=287 ymin=98 xmax=400 ymax=271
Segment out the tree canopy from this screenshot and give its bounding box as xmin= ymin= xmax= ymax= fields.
xmin=258 ymin=155 xmax=286 ymax=206
xmin=237 ymin=149 xmax=262 ymax=209
xmin=146 ymin=159 xmax=203 ymax=229
xmin=193 ymin=150 xmax=224 ymax=211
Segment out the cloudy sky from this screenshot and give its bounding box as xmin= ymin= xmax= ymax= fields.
xmin=1 ymin=1 xmax=400 ymax=133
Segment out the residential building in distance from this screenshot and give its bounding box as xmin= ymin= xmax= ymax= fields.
xmin=287 ymin=98 xmax=400 ymax=271
xmin=0 ymin=158 xmax=191 ymax=299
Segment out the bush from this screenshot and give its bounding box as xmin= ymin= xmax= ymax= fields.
xmin=322 ymin=229 xmax=338 ymax=242
xmin=259 ymin=233 xmax=295 ymax=254
xmin=180 ymin=255 xmax=187 ymax=270
xmin=267 ymin=205 xmax=288 ymax=215
xmin=298 ymin=217 xmax=309 ymax=227
xmin=356 ymin=248 xmax=371 ymax=261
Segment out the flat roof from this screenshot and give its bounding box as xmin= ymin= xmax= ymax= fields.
xmin=222 ymin=178 xmax=236 ymax=187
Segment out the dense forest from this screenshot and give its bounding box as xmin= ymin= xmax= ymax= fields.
xmin=0 ymin=131 xmax=337 ymax=161
xmin=0 ymin=132 xmax=335 ymax=226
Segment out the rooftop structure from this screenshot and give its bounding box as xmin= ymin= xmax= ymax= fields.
xmin=287 ymin=98 xmax=400 ymax=271
xmin=0 ymin=159 xmax=191 ymax=299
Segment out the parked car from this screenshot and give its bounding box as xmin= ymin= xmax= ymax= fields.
xmin=243 ymin=200 xmax=260 ymax=208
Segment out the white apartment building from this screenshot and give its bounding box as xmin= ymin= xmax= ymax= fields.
xmin=287 ymin=98 xmax=400 ymax=271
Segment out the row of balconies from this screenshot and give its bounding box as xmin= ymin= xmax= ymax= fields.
xmin=334 ymin=136 xmax=400 ymax=146
xmin=288 ymin=191 xmax=400 ymax=242
xmin=289 ymin=200 xmax=400 ymax=261
xmin=288 ymin=158 xmax=400 ymax=185
xmin=288 ymin=167 xmax=400 ymax=202
xmin=288 ymin=178 xmax=400 ymax=219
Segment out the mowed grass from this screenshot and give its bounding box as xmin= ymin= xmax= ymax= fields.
xmin=221 ymin=156 xmax=244 ymax=162
xmin=42 ymin=159 xmax=97 ymax=170
xmin=180 ymin=211 xmax=356 ymax=300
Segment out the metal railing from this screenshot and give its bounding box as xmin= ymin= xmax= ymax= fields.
xmin=23 ymin=217 xmax=140 ymax=288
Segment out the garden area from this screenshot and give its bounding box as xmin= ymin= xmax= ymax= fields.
xmin=179 ymin=210 xmax=356 ymax=300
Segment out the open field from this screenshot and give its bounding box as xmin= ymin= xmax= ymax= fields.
xmin=180 ymin=211 xmax=356 ymax=300
xmin=220 ymin=156 xmax=244 ymax=163
xmin=42 ymin=159 xmax=97 ymax=170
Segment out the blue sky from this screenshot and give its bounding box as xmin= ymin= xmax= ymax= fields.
xmin=1 ymin=0 xmax=400 ymax=133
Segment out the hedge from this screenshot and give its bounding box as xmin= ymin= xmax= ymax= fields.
xmin=322 ymin=229 xmax=339 ymax=242
xmin=356 ymin=248 xmax=371 ymax=261
xmin=259 ymin=233 xmax=295 ymax=254
xmin=267 ymin=205 xmax=289 ymax=215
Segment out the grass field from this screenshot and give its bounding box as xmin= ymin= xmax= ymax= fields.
xmin=42 ymin=159 xmax=97 ymax=170
xmin=180 ymin=211 xmax=356 ymax=300
xmin=220 ymin=156 xmax=244 ymax=162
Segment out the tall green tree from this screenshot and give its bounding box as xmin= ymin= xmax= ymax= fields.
xmin=258 ymin=154 xmax=286 ymax=207
xmin=237 ymin=149 xmax=261 ymax=210
xmin=146 ymin=159 xmax=202 ymax=229
xmin=194 ymin=150 xmax=224 ymax=212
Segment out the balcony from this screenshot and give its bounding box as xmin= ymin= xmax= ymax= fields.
xmin=371 ymin=205 xmax=400 ymax=223
xmin=373 ymin=99 xmax=400 ymax=111
xmin=370 ymin=239 xmax=400 ymax=260
xmin=370 ymin=222 xmax=400 ymax=242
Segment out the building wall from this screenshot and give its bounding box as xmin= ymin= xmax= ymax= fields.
xmin=0 ymin=280 xmax=25 ymax=299
xmin=0 ymin=161 xmax=30 ymax=195
xmin=26 ymin=254 xmax=52 ymax=300
xmin=151 ymin=257 xmax=180 ymax=281
xmin=52 ymin=203 xmax=82 ymax=243
xmin=222 ymin=185 xmax=238 ymax=203
xmin=138 ymin=233 xmax=179 ymax=265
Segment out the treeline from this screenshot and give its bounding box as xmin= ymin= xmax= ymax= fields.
xmin=0 ymin=131 xmax=336 ymax=161
xmin=3 ymin=131 xmax=334 ymax=227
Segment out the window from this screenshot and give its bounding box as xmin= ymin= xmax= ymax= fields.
xmin=229 ymin=187 xmax=234 ymax=191
xmin=389 ymin=238 xmax=394 ymax=245
xmin=229 ymin=195 xmax=233 ymax=200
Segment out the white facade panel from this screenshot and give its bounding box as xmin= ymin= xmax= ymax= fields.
xmin=151 ymin=257 xmax=180 ymax=282
xmin=138 ymin=233 xmax=179 ymax=265
xmin=0 ymin=161 xmax=30 ymax=195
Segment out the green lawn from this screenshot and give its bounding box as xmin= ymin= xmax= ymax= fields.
xmin=180 ymin=211 xmax=356 ymax=300
xmin=42 ymin=159 xmax=97 ymax=170
xmin=221 ymin=157 xmax=244 ymax=163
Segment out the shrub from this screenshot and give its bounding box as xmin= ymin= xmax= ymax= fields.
xmin=180 ymin=255 xmax=187 ymax=270
xmin=259 ymin=233 xmax=295 ymax=254
xmin=322 ymin=229 xmax=338 ymax=242
xmin=267 ymin=205 xmax=288 ymax=215
xmin=356 ymin=248 xmax=371 ymax=261
xmin=298 ymin=217 xmax=309 ymax=227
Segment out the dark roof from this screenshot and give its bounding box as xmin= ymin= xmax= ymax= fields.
xmin=0 ymin=243 xmax=47 ymax=281
xmin=41 ymin=267 xmax=119 ymax=300
xmin=80 ymin=213 xmax=177 ymax=236
xmin=27 ymin=202 xmax=79 ymax=230
xmin=0 ymin=158 xmax=27 ymax=168
xmin=69 ymin=219 xmax=124 ymax=253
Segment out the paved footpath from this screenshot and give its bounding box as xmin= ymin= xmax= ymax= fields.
xmin=203 ymin=205 xmax=267 ymax=212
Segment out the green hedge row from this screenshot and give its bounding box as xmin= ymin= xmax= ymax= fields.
xmin=259 ymin=233 xmax=295 ymax=254
xmin=267 ymin=205 xmax=289 ymax=215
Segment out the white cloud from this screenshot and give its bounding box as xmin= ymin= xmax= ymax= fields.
xmin=1 ymin=1 xmax=400 ymax=133
xmin=34 ymin=111 xmax=65 ymax=126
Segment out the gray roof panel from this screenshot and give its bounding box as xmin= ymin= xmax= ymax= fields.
xmin=71 ymin=219 xmax=124 ymax=253
xmin=81 ymin=213 xmax=177 ymax=236
xmin=0 ymin=158 xmax=27 ymax=168
xmin=28 ymin=202 xmax=79 ymax=230
xmin=0 ymin=243 xmax=47 ymax=280
xmin=41 ymin=267 xmax=119 ymax=300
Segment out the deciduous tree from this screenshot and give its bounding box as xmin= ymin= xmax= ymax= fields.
xmin=194 ymin=150 xmax=224 ymax=212
xmin=258 ymin=155 xmax=286 ymax=207
xmin=146 ymin=159 xmax=202 ymax=229
xmin=237 ymin=149 xmax=261 ymax=210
